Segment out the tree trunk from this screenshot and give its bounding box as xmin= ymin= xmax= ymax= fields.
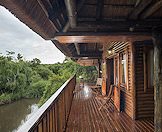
xmin=153 ymin=28 xmax=162 ymax=132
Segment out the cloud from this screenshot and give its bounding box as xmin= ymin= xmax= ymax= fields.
xmin=0 ymin=6 xmax=65 ymax=64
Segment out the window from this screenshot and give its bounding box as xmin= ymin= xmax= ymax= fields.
xmin=143 ymin=46 xmax=154 ymax=91
xmin=148 ymin=49 xmax=154 ymax=87
xmin=114 ymin=56 xmax=119 ymax=85
xmin=119 ymin=52 xmax=127 ymax=87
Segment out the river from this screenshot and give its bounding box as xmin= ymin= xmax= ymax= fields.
xmin=0 ymin=98 xmax=39 ymax=132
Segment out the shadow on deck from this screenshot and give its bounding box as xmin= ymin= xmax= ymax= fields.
xmin=66 ymin=84 xmax=154 ymax=132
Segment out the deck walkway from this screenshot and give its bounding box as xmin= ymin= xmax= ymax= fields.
xmin=66 ymin=84 xmax=154 ymax=132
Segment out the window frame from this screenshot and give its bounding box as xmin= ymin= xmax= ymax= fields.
xmin=114 ymin=55 xmax=119 ymax=86
xmin=143 ymin=45 xmax=154 ymax=92
xmin=119 ymin=50 xmax=128 ymax=89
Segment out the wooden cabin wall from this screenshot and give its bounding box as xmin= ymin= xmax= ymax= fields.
xmin=134 ymin=42 xmax=154 ymax=119
xmin=125 ymin=44 xmax=134 ymax=119
xmin=103 ymin=42 xmax=134 ymax=119
xmin=117 ymin=43 xmax=134 ymax=119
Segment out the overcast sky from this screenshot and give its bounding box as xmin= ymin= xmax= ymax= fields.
xmin=0 ymin=6 xmax=65 ymax=64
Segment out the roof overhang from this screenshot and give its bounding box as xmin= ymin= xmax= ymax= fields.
xmin=1 ymin=0 xmax=162 ymax=64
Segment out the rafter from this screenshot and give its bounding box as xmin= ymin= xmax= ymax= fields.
xmin=64 ymin=0 xmax=77 ymax=28
xmin=37 ymin=0 xmax=60 ymax=32
xmin=128 ymin=0 xmax=152 ymax=19
xmin=141 ymin=0 xmax=162 ymax=19
xmin=37 ymin=0 xmax=63 ymax=31
xmin=77 ymin=20 xmax=162 ymax=28
xmin=96 ymin=0 xmax=103 ymax=21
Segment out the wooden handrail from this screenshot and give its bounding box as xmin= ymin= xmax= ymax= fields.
xmin=18 ymin=75 xmax=76 ymax=132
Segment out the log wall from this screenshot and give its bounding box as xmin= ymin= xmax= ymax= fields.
xmin=134 ymin=43 xmax=154 ymax=119
xmin=104 ymin=42 xmax=134 ymax=119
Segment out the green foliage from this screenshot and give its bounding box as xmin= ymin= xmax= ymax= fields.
xmin=39 ymin=75 xmax=66 ymax=105
xmin=25 ymin=80 xmax=48 ymax=98
xmin=17 ymin=53 xmax=23 ymax=61
xmin=36 ymin=65 xmax=53 ymax=80
xmin=0 ymin=52 xmax=97 ymax=106
xmin=30 ymin=58 xmax=41 ymax=67
xmin=0 ymin=93 xmax=12 ymax=105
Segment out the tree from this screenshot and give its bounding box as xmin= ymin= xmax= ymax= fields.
xmin=30 ymin=58 xmax=41 ymax=67
xmin=0 ymin=52 xmax=97 ymax=105
xmin=17 ymin=53 xmax=23 ymax=61
xmin=6 ymin=50 xmax=15 ymax=61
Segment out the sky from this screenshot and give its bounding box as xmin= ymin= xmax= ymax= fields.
xmin=0 ymin=6 xmax=65 ymax=64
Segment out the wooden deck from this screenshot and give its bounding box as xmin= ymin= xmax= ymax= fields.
xmin=66 ymin=84 xmax=154 ymax=132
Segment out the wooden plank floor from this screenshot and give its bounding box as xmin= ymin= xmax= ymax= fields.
xmin=66 ymin=84 xmax=154 ymax=132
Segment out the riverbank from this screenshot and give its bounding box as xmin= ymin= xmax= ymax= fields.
xmin=0 ymin=93 xmax=39 ymax=105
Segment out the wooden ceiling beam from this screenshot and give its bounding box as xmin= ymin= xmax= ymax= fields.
xmin=68 ymin=20 xmax=162 ymax=32
xmin=54 ymin=35 xmax=151 ymax=44
xmin=96 ymin=0 xmax=103 ymax=21
xmin=141 ymin=0 xmax=162 ymax=19
xmin=54 ymin=31 xmax=152 ymax=37
xmin=77 ymin=20 xmax=162 ymax=28
xmin=128 ymin=0 xmax=152 ymax=19
xmin=64 ymin=0 xmax=77 ymax=28
xmin=62 ymin=21 xmax=70 ymax=32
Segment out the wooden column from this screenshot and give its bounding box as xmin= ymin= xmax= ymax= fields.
xmin=98 ymin=59 xmax=102 ymax=78
xmin=153 ymin=28 xmax=162 ymax=132
xmin=102 ymin=59 xmax=107 ymax=95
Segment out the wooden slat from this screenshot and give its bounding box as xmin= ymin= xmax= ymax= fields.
xmin=134 ymin=43 xmax=154 ymax=119
xmin=66 ymin=84 xmax=154 ymax=131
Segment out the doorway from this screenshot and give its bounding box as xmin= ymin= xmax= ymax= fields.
xmin=106 ymin=58 xmax=114 ymax=94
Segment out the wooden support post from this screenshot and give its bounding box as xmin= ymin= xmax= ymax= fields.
xmin=102 ymin=59 xmax=107 ymax=96
xmin=98 ymin=59 xmax=101 ymax=78
xmin=153 ymin=28 xmax=162 ymax=132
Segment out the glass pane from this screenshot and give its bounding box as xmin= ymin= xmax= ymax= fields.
xmin=115 ymin=60 xmax=118 ymax=85
xmin=121 ymin=54 xmax=126 ymax=84
xmin=149 ymin=50 xmax=154 ymax=87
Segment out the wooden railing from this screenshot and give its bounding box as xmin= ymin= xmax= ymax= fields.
xmin=18 ymin=75 xmax=76 ymax=132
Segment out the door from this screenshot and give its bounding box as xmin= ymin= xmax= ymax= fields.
xmin=106 ymin=58 xmax=114 ymax=94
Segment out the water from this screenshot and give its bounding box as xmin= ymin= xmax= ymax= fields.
xmin=0 ymin=98 xmax=39 ymax=132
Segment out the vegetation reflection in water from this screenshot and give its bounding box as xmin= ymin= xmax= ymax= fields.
xmin=0 ymin=98 xmax=39 ymax=132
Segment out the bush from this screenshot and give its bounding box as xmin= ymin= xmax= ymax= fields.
xmin=25 ymin=80 xmax=48 ymax=98
xmin=0 ymin=93 xmax=12 ymax=105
